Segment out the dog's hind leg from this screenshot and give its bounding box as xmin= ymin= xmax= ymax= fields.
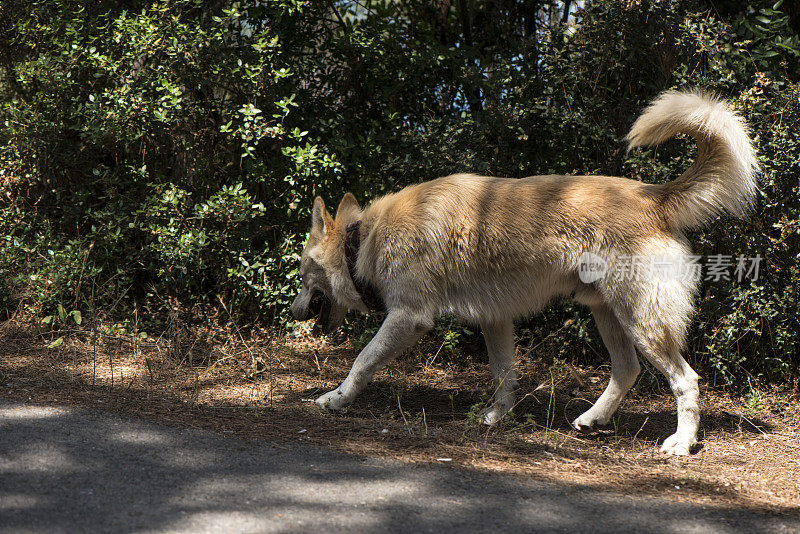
xmin=619 ymin=283 xmax=700 ymax=455
xmin=480 ymin=320 xmax=518 ymax=425
xmin=572 ymin=304 xmax=640 ymax=431
xmin=316 ymin=310 xmax=431 ymax=411
xmin=631 ymin=328 xmax=699 ymax=456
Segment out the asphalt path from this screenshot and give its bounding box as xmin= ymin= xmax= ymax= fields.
xmin=1 ymin=400 xmax=797 ymax=533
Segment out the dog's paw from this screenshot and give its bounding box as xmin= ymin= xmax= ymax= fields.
xmin=571 ymin=411 xmax=609 ymax=433
xmin=480 ymin=403 xmax=511 ymax=426
xmin=660 ymin=432 xmax=697 ymax=456
xmin=315 ymin=388 xmax=351 ymax=411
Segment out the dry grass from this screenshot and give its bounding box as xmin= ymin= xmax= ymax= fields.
xmin=1 ymin=319 xmax=799 ymax=514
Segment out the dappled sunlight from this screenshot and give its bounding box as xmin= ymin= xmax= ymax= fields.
xmin=1 ymin=326 xmax=798 ymax=513
xmin=0 ymin=405 xmax=68 ymax=420
xmin=111 ymin=429 xmax=171 ymax=446
xmin=0 ymin=448 xmax=78 ymax=474
xmin=0 ymin=494 xmax=44 ymax=512
xmin=4 ymin=399 xmax=796 ymax=532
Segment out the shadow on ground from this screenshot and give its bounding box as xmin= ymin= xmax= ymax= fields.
xmin=1 ymin=327 xmax=797 ymax=528
xmin=1 ymin=400 xmax=798 ymax=534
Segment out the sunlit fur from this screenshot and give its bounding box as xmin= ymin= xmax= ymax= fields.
xmin=291 ymin=90 xmax=759 ymax=456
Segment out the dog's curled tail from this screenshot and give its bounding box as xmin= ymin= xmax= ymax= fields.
xmin=626 ymin=89 xmax=759 ymax=230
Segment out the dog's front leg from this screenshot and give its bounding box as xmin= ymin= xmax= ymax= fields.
xmin=316 ymin=310 xmax=430 ymax=411
xmin=480 ymin=320 xmax=518 ymax=425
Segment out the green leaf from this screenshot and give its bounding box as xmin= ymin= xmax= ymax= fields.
xmin=48 ymin=337 xmax=64 ymax=349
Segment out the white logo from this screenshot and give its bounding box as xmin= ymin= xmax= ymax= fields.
xmin=578 ymin=252 xmax=608 ymax=283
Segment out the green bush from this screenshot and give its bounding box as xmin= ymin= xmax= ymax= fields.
xmin=0 ymin=0 xmax=797 ymax=385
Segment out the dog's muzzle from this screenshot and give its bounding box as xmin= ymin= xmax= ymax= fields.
xmin=290 ymin=290 xmax=332 ymax=336
xmin=310 ymin=291 xmax=332 ymax=336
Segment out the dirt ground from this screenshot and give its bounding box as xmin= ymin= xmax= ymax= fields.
xmin=1 ymin=321 xmax=798 ymax=515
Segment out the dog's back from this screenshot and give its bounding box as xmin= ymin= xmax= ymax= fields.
xmin=355 ymin=91 xmax=758 ymax=323
xmin=355 ymin=173 xmax=659 ymax=320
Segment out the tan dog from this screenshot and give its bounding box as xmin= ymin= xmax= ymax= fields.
xmin=289 ymin=90 xmax=758 ymax=455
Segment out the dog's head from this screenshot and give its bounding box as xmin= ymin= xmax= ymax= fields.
xmin=289 ymin=193 xmax=361 ymax=336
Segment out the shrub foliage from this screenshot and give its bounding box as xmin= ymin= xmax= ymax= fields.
xmin=0 ymin=0 xmax=798 ymax=384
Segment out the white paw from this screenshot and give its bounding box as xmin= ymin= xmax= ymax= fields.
xmin=315 ymin=388 xmax=352 ymax=411
xmin=660 ymin=432 xmax=697 ymax=456
xmin=480 ymin=403 xmax=511 ymax=426
xmin=571 ymin=411 xmax=610 ymax=432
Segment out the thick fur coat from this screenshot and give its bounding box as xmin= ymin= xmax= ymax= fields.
xmin=289 ymin=90 xmax=758 ymax=455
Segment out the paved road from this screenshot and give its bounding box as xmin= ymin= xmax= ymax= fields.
xmin=1 ymin=400 xmax=797 ymax=533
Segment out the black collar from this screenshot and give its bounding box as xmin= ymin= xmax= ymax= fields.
xmin=344 ymin=221 xmax=385 ymax=312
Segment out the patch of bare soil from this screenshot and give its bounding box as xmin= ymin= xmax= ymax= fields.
xmin=1 ymin=321 xmax=798 ymax=514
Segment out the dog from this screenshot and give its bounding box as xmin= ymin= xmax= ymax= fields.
xmin=289 ymin=90 xmax=758 ymax=456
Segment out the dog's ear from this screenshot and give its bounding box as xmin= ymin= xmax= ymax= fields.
xmin=335 ymin=192 xmax=361 ymax=222
xmin=311 ymin=196 xmax=333 ymax=236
